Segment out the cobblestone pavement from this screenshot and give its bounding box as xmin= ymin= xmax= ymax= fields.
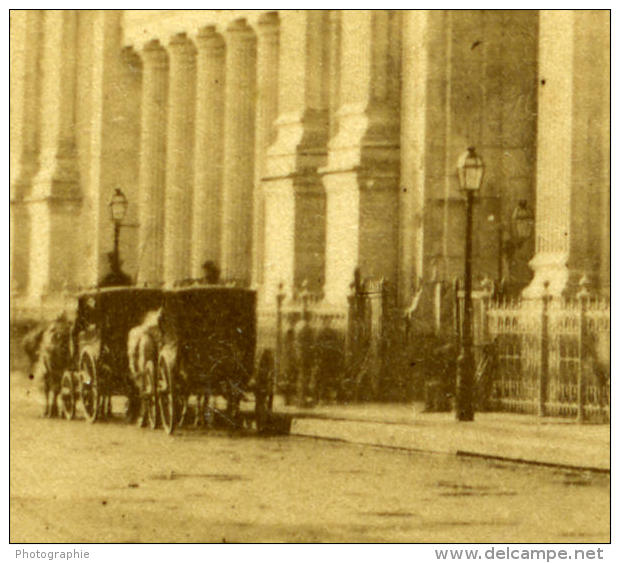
xmin=10 ymin=373 xmax=610 ymax=543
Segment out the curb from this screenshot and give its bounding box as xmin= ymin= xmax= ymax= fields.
xmin=288 ymin=415 xmax=610 ymax=473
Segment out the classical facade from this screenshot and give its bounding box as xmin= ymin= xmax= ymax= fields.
xmin=10 ymin=10 xmax=610 ymax=320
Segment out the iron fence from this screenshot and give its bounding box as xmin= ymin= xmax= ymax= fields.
xmin=486 ymin=288 xmax=609 ymax=422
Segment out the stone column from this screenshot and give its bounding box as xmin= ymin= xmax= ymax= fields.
xmin=221 ymin=19 xmax=257 ymax=285
xmin=327 ymin=10 xmax=342 ymax=140
xmin=524 ymin=11 xmax=609 ymax=298
xmin=81 ymin=11 xmax=129 ymax=290
xmin=262 ymin=11 xmax=330 ymax=303
xmin=29 ymin=10 xmax=82 ymax=300
xmin=252 ymin=12 xmax=279 ymax=288
xmin=323 ymin=10 xmax=401 ymax=304
xmin=398 ymin=10 xmax=442 ymax=305
xmin=137 ymin=40 xmax=168 ymax=286
xmin=191 ymin=26 xmax=225 ymax=278
xmin=10 ymin=10 xmax=43 ymax=295
xmin=163 ymin=33 xmax=196 ymax=285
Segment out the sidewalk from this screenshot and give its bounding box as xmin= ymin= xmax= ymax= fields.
xmin=278 ymin=401 xmax=610 ymax=472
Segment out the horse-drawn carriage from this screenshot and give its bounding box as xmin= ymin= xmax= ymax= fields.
xmin=59 ymin=285 xmax=279 ymax=435
xmin=156 ymin=286 xmax=273 ymax=434
xmin=60 ymin=287 xmax=164 ymax=422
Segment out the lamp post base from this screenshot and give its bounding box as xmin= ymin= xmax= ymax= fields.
xmin=455 ymin=348 xmax=475 ymax=421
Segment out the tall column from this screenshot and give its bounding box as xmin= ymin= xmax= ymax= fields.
xmin=191 ymin=26 xmax=225 ymax=278
xmin=524 ymin=11 xmax=609 ymax=298
xmin=252 ymin=12 xmax=279 ymax=288
xmin=163 ymin=33 xmax=196 ymax=285
xmin=221 ymin=19 xmax=257 ymax=285
xmin=81 ymin=11 xmax=129 ymax=290
xmin=323 ymin=10 xmax=401 ymax=304
xmin=262 ymin=11 xmax=330 ymax=303
xmin=398 ymin=11 xmax=443 ymax=305
xmin=29 ymin=10 xmax=82 ymax=300
xmin=10 ymin=10 xmax=43 ymax=295
xmin=137 ymin=40 xmax=168 ymax=286
xmin=327 ymin=10 xmax=342 ymax=140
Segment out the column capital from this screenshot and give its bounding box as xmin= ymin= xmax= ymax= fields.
xmin=226 ymin=18 xmax=256 ymax=40
xmin=196 ymin=25 xmax=224 ymax=50
xmin=142 ymin=39 xmax=168 ymax=68
xmin=121 ymin=46 xmax=142 ymax=70
xmin=168 ymin=32 xmax=197 ymax=58
xmin=257 ymin=11 xmax=279 ymax=33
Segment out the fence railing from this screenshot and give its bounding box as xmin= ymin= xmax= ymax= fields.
xmin=486 ymin=286 xmax=609 ymax=422
xmin=258 ymin=274 xmax=609 ymax=422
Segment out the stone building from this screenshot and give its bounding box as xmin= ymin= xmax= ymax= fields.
xmin=10 ymin=10 xmax=610 ymax=321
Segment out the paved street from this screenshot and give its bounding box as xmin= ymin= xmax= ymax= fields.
xmin=10 ymin=373 xmax=610 ymax=543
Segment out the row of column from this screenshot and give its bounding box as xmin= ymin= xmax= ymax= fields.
xmin=137 ymin=16 xmax=276 ymax=287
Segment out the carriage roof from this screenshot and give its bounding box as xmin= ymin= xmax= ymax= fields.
xmin=76 ymin=287 xmax=164 ymax=338
xmin=161 ymin=285 xmax=256 ymax=353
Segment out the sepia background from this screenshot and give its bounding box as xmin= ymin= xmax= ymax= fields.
xmin=9 ymin=8 xmax=611 ymax=544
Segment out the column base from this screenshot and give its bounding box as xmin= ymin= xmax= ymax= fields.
xmin=521 ymin=252 xmax=568 ymax=299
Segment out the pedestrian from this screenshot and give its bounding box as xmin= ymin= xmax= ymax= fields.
xmin=313 ymin=315 xmax=343 ymax=403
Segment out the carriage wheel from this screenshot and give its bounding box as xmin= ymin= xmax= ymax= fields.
xmin=145 ymin=361 xmax=159 ymax=430
xmin=80 ymin=353 xmax=99 ymax=423
xmin=255 ymin=351 xmax=275 ymax=432
xmin=157 ymin=356 xmax=176 ymax=435
xmin=60 ymin=371 xmax=76 ymax=421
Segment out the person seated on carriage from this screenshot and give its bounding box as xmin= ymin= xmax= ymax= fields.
xmin=99 ymin=251 xmax=132 ymax=288
xmin=200 ymin=260 xmax=221 ymax=285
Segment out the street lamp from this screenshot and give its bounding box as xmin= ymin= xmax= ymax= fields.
xmin=510 ymin=199 xmax=535 ymax=243
xmin=455 ymin=147 xmax=484 ymax=421
xmin=488 ymin=199 xmax=535 ymax=293
xmin=108 ymin=188 xmax=128 ymax=268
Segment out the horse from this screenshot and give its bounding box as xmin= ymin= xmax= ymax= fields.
xmin=127 ymin=308 xmax=163 ymax=425
xmin=34 ymin=317 xmax=72 ymax=418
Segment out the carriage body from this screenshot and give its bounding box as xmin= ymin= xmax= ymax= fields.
xmin=160 ymin=286 xmax=256 ymax=391
xmin=156 ymin=286 xmax=260 ymax=432
xmin=69 ymin=287 xmax=164 ymax=421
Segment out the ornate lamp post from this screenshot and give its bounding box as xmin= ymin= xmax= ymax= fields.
xmin=455 ymin=147 xmax=484 ymax=421
xmin=108 ymin=188 xmax=129 ymax=268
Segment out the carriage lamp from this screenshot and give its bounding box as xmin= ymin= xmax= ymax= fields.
xmin=455 ymin=147 xmax=484 ymax=422
xmin=108 ymin=188 xmax=128 ymax=267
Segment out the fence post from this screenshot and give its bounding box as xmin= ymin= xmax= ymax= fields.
xmin=576 ymin=278 xmax=590 ymax=423
xmin=453 ymin=277 xmax=461 ymax=339
xmin=538 ymin=281 xmax=550 ymax=417
xmin=275 ymin=283 xmax=285 ymax=400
